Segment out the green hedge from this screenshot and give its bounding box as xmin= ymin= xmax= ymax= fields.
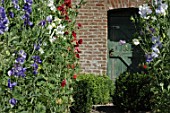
xmin=113 ymin=72 xmax=153 ymax=112
xmin=72 ymin=74 xmax=114 ymax=113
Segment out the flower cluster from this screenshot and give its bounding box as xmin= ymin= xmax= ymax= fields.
xmin=0 ymin=7 xmax=9 ymax=34
xmin=22 ymin=0 xmax=33 ymax=26
xmin=12 ymin=0 xmax=20 ymax=10
xmin=154 ymin=0 xmax=168 ymax=15
xmin=7 ymin=50 xmax=27 ymax=106
xmin=39 ymin=15 xmax=53 ymax=27
xmin=138 ymin=0 xmax=168 ymax=63
xmin=139 ymin=4 xmax=152 ymax=19
xmin=8 ymin=50 xmax=27 ymax=77
xmin=31 ymin=55 xmax=42 ymax=75
xmin=48 ymin=0 xmax=56 ymax=11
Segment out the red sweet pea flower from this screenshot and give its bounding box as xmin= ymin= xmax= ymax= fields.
xmin=65 ymin=15 xmax=69 ymax=21
xmin=74 ymin=47 xmax=81 ymax=53
xmin=76 ymin=54 xmax=80 ymax=58
xmin=72 ymin=31 xmax=76 ymax=39
xmin=64 ymin=0 xmax=72 ymax=8
xmin=73 ymin=74 xmax=77 ymax=79
xmin=71 ymin=64 xmax=75 ymax=69
xmin=78 ymin=39 xmax=83 ymax=44
xmin=64 ymin=31 xmax=69 ymax=35
xmin=57 ymin=5 xmax=64 ymax=11
xmin=143 ymin=65 xmax=147 ymax=69
xmin=61 ymin=79 xmax=66 ymax=87
xmin=78 ymin=23 xmax=82 ymax=29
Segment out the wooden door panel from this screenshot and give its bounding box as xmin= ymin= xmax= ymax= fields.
xmin=107 ymin=8 xmax=142 ymax=81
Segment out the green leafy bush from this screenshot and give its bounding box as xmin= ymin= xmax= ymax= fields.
xmin=72 ymin=74 xmax=114 ymax=113
xmin=113 ymin=72 xmax=153 ymax=111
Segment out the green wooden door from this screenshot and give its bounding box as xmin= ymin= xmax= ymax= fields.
xmin=107 ymin=8 xmax=142 ymax=81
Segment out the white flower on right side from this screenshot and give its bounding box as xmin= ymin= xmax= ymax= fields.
xmin=139 ymin=4 xmax=152 ymax=19
xmin=133 ymin=39 xmax=140 ymax=45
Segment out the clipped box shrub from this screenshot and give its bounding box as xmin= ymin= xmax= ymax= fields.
xmin=72 ymin=74 xmax=114 ymax=113
xmin=113 ymin=72 xmax=153 ymax=112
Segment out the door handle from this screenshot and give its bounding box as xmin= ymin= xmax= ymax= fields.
xmin=109 ymin=49 xmax=114 ymax=57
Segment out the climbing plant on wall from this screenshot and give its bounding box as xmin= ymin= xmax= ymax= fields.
xmin=0 ymin=0 xmax=85 ymax=112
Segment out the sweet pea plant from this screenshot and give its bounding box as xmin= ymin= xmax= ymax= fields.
xmin=132 ymin=0 xmax=170 ymax=112
xmin=0 ymin=0 xmax=85 ymax=112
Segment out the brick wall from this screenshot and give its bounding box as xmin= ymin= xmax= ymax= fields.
xmin=74 ymin=0 xmax=145 ymax=75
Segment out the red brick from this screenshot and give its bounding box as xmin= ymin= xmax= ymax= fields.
xmin=74 ymin=0 xmax=145 ymax=75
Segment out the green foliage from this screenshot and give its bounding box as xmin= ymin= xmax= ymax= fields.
xmin=113 ymin=72 xmax=153 ymax=111
xmin=0 ymin=0 xmax=85 ymax=112
xmin=150 ymin=74 xmax=170 ymax=112
xmin=130 ymin=0 xmax=170 ymax=112
xmin=72 ymin=74 xmax=114 ymax=113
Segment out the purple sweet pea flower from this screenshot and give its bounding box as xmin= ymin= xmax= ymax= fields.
xmin=0 ymin=7 xmax=9 ymax=34
xmin=149 ymin=27 xmax=155 ymax=33
xmin=23 ymin=4 xmax=32 ymax=14
xmin=152 ymin=45 xmax=160 ymax=54
xmin=15 ymin=57 xmax=26 ymax=64
xmin=8 ymin=79 xmax=17 ymax=90
xmin=1 ymin=0 xmax=4 ymax=4
xmin=151 ymin=52 xmax=159 ymax=58
xmin=39 ymin=20 xmax=46 ymax=27
xmin=18 ymin=50 xmax=27 ymax=59
xmin=34 ymin=43 xmax=40 ymax=50
xmin=146 ymin=54 xmax=153 ymax=62
xmin=9 ymin=98 xmax=17 ymax=106
xmin=32 ymin=56 xmax=42 ymax=64
xmin=46 ymin=15 xmax=52 ymax=23
xmin=22 ymin=0 xmax=33 ymax=27
xmin=15 ymin=66 xmax=26 ymax=77
xmin=9 ymin=11 xmax=14 ymax=18
xmin=24 ymin=0 xmax=33 ymax=5
xmin=33 ymin=70 xmax=38 ymax=75
xmin=156 ymin=3 xmax=168 ymax=15
xmin=119 ymin=40 xmax=126 ymax=45
xmin=12 ymin=0 xmax=20 ymax=10
xmin=32 ymin=63 xmax=38 ymax=70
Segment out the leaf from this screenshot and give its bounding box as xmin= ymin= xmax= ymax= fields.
xmin=154 ymin=60 xmax=162 ymax=67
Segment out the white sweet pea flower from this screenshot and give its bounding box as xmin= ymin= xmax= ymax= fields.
xmin=48 ymin=0 xmax=56 ymax=11
xmin=50 ymin=6 xmax=56 ymax=11
xmin=151 ymin=16 xmax=157 ymax=22
xmin=39 ymin=48 xmax=44 ymax=54
xmin=48 ymin=25 xmax=53 ymax=30
xmin=51 ymin=23 xmax=56 ymax=28
xmin=49 ymin=36 xmax=56 ymax=43
xmin=133 ymin=39 xmax=140 ymax=45
xmin=54 ymin=24 xmax=65 ymax=35
xmin=54 ymin=17 xmax=62 ymax=24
